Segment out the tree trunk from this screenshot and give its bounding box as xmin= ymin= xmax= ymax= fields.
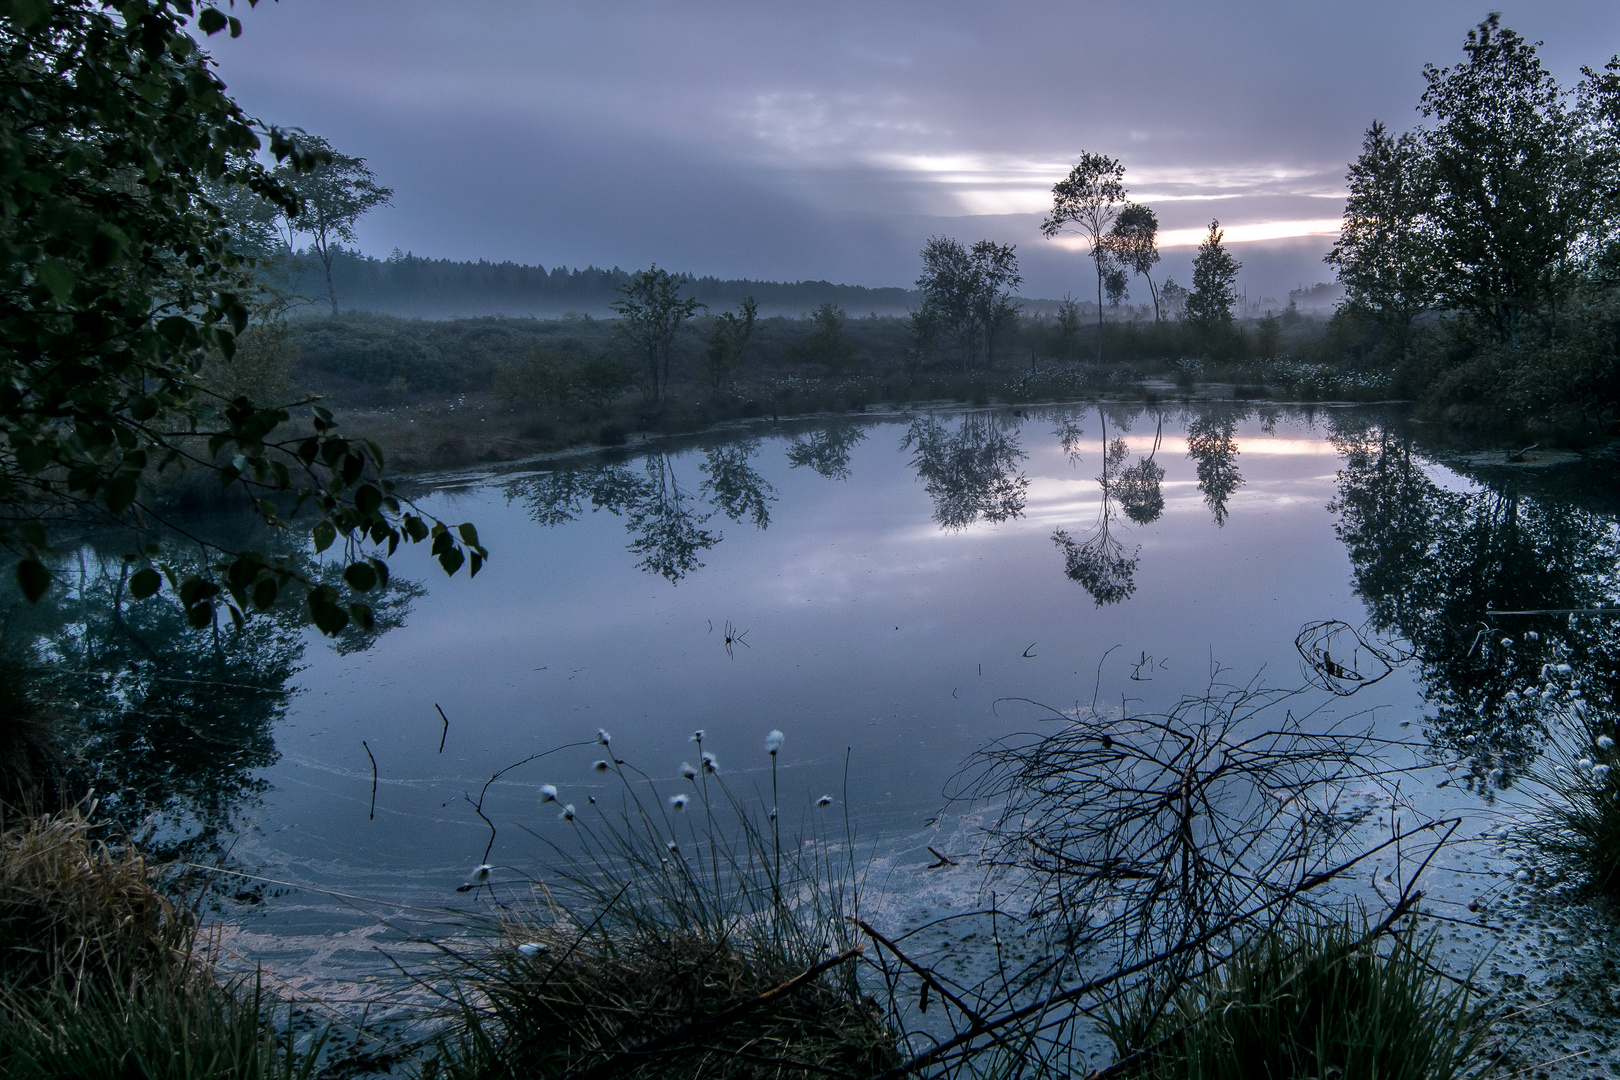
xmin=1095 ymin=248 xmax=1105 ymax=364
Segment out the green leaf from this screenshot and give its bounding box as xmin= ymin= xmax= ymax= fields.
xmin=129 ymin=567 xmax=162 ymax=599
xmin=252 ymin=577 xmax=278 ymax=610
xmin=437 ymin=547 xmax=465 ymax=577
xmin=311 ymin=520 xmax=336 ymax=553
xmin=197 ymin=7 xmax=227 ymax=34
xmin=2 ymin=0 xmax=50 ymax=30
xmin=36 ymin=259 xmax=73 ymax=300
xmin=457 ymin=522 xmax=481 ymax=546
xmin=16 ymin=559 xmax=50 ymax=602
xmin=312 ymin=599 xmax=349 ymax=636
xmin=186 ymin=601 xmax=214 ymax=629
xmin=348 ymin=603 xmax=376 ymax=632
xmin=342 ymin=561 xmax=377 ymax=592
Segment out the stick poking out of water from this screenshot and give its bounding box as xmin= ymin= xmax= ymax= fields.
xmin=362 ymin=740 xmax=379 ymax=821
xmin=435 ymin=703 xmax=451 ymax=753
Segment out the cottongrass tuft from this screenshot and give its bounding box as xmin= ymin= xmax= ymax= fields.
xmin=539 ymin=784 xmax=558 ymax=803
xmin=701 ymin=751 xmax=718 ymax=774
xmin=681 ymin=762 xmax=697 ymax=780
xmin=516 ymin=942 xmax=547 ymax=957
xmin=597 ymin=728 xmax=611 ymax=746
xmin=817 ymin=795 xmax=833 ymax=808
xmin=592 ymin=760 xmax=610 ymax=773
xmin=1599 ymin=735 xmax=1615 ymax=751
xmin=559 ymin=804 xmax=576 ymax=821
xmin=470 ymin=864 xmax=492 ymax=885
xmin=669 ymin=794 xmax=689 ymax=810
xmin=690 ymin=729 xmax=705 ymax=743
xmin=766 ymin=729 xmax=785 ymax=755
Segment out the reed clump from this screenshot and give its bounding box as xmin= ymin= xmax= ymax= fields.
xmin=1516 ymin=693 xmax=1620 ymax=897
xmin=420 ymin=731 xmax=900 ymax=1079
xmin=1100 ymin=917 xmax=1492 ymax=1080
xmin=0 ymin=807 xmax=321 ymax=1079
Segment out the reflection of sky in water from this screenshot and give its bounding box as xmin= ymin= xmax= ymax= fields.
xmin=238 ymin=404 xmax=1434 ymax=932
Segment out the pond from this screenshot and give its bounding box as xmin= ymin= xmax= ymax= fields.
xmin=13 ymin=400 xmax=1620 ymax=1038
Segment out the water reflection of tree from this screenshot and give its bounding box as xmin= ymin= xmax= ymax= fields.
xmin=1332 ymin=420 xmax=1620 ymax=793
xmin=1053 ymin=414 xmax=1139 ymax=605
xmin=901 ymin=414 xmax=1028 ymax=529
xmin=507 ymin=443 xmax=776 ymax=582
xmin=12 ymin=540 xmax=419 ymax=859
xmin=786 ymin=426 xmax=867 ymax=481
xmin=1186 ymin=411 xmax=1244 ymax=526
xmin=1115 ymin=414 xmax=1166 ymax=525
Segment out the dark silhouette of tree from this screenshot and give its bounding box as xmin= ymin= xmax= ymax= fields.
xmin=703 ymin=297 xmax=757 ymax=391
xmin=1185 ymin=411 xmax=1244 ymax=526
xmin=1420 ymin=15 xmax=1594 ymax=348
xmin=1325 ymin=122 xmax=1440 ymax=363
xmin=1115 ymin=415 xmax=1167 ymax=525
xmin=1043 ymin=153 xmax=1128 ymax=362
xmin=613 ymin=267 xmax=704 ymax=402
xmin=901 ymin=415 xmax=1028 ymax=529
xmin=915 ymin=237 xmax=1022 ymax=370
xmin=786 ymin=426 xmax=867 ymax=481
xmin=1184 ymin=222 xmax=1242 ymax=345
xmin=1106 ymin=203 xmax=1164 ymax=320
xmin=274 ymin=135 xmax=393 ymax=315
xmin=791 ymin=302 xmax=857 ymax=375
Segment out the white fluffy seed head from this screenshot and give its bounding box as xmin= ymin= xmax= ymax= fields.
xmin=817 ymin=795 xmax=833 ymax=808
xmin=471 ymin=864 xmax=492 ymax=884
xmin=517 ymin=942 xmax=548 ymax=957
xmin=681 ymin=763 xmax=697 ymax=779
xmin=766 ymin=730 xmax=785 ymax=755
xmin=1514 ymin=869 xmax=1531 ymax=883
xmin=1526 ymin=630 xmax=1540 ymax=641
xmin=1598 ymin=735 xmax=1615 ymax=751
xmin=593 ymin=760 xmax=610 ymax=773
xmin=690 ymin=729 xmax=705 ymax=743
xmin=1595 ymin=765 xmax=1612 ymax=782
xmin=539 ymin=784 xmax=558 ymax=803
xmin=702 ymin=751 xmax=717 ymax=773
xmin=666 ymin=840 xmax=678 ymax=852
xmin=559 ymin=804 xmax=576 ymax=821
xmin=670 ymin=794 xmax=689 ymax=810
xmin=597 ymin=728 xmax=611 ymax=746
xmin=1579 ymin=758 xmax=1595 ymax=772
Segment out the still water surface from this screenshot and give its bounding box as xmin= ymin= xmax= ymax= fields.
xmin=22 ymin=401 xmax=1620 ymax=1007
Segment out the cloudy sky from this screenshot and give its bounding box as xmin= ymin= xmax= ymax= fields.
xmin=208 ymin=1 xmax=1620 ymax=300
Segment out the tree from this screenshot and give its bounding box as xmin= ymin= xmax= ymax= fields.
xmin=1106 ymin=202 xmax=1163 ymax=320
xmin=1325 ymin=121 xmax=1440 ymax=363
xmin=1042 ymin=153 xmax=1128 ymax=361
xmin=793 ymin=302 xmax=856 ymax=374
xmin=612 ymin=266 xmax=703 ymax=402
xmin=1104 ymin=267 xmax=1129 ymax=310
xmin=1420 ymin=15 xmax=1593 ymax=348
xmin=703 ymin=296 xmax=757 ymax=391
xmin=0 ymin=0 xmax=482 ymax=631
xmin=1184 ymin=221 xmax=1242 ymax=342
xmin=969 ymin=240 xmax=1022 ymax=367
xmin=914 ymin=236 xmax=1021 ymax=370
xmin=274 ymin=135 xmax=393 ymax=315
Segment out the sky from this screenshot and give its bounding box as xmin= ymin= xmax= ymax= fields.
xmin=207 ymin=1 xmax=1620 ymax=302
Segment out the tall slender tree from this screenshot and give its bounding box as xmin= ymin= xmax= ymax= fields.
xmin=1106 ymin=203 xmax=1163 ymax=320
xmin=1043 ymin=153 xmax=1127 ymax=361
xmin=275 ymin=136 xmax=393 ymax=315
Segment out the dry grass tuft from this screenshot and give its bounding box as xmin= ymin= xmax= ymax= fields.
xmin=0 ymin=806 xmax=185 ymax=990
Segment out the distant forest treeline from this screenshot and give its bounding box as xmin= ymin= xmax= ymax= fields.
xmin=268 ymin=249 xmax=1024 ymax=319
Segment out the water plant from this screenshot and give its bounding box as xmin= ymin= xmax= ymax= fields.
xmin=1098 ymin=915 xmax=1493 ymax=1080
xmin=1517 ymin=695 xmax=1620 ymax=896
xmin=419 ymin=731 xmax=898 ymax=1079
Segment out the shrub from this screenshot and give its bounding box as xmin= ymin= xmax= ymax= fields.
xmin=1100 ymin=917 xmax=1492 ymax=1080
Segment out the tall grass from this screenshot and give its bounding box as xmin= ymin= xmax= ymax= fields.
xmin=419 ymin=731 xmax=899 ymax=1079
xmin=0 ymin=808 xmax=323 ymax=1080
xmin=1099 ymin=916 xmax=1493 ymax=1080
xmin=1517 ymin=697 xmax=1620 ymax=896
